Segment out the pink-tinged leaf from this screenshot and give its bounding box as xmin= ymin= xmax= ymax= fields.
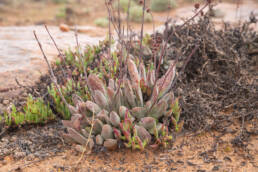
xmin=101 ymin=124 xmax=114 ymax=140
xmin=161 ymin=92 xmax=174 ymax=105
xmin=107 ymin=87 xmax=115 ymax=103
xmin=93 ymin=90 xmax=108 ymax=109
xmin=68 ymin=104 xmax=78 ymax=115
xmin=93 ymin=119 xmax=103 ymax=135
xmin=140 ymin=117 xmax=156 ymax=130
xmin=113 ymin=128 xmax=121 ymax=139
xmin=72 ymin=117 xmax=81 ymax=131
xmin=108 ymin=78 xmax=116 ymax=90
xmin=88 ymin=74 xmax=106 ymax=95
xmin=96 ymin=110 xmax=110 ymax=123
xmin=67 ymin=127 xmax=87 ymax=145
xmin=149 ymin=100 xmax=168 ymax=119
xmin=127 ymin=59 xmax=140 ymax=84
xmin=78 ymin=102 xmax=88 ymax=116
xmin=85 ymin=101 xmax=101 ymax=114
xmin=96 ymin=134 xmax=104 ymax=145
xmin=124 ymin=79 xmax=136 ymax=107
xmin=153 ymin=62 xmax=176 ymax=99
xmin=110 ymin=111 xmax=121 ymax=127
xmin=135 ymin=136 xmax=145 ymax=151
xmin=135 ymin=125 xmax=151 ymax=143
xmin=119 ymin=106 xmax=128 ymax=119
xmin=147 ymin=69 xmax=155 ymax=88
xmin=131 ymin=107 xmax=146 ymax=119
xmin=132 ymin=83 xmax=143 ymax=106
xmin=72 ymin=94 xmax=83 ymax=107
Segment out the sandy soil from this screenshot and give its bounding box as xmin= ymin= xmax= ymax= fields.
xmin=1 ymin=125 xmax=257 ymax=172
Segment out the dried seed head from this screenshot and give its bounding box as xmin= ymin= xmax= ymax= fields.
xmin=194 ymin=3 xmax=200 ymax=10
xmin=146 ymin=8 xmax=150 ymax=13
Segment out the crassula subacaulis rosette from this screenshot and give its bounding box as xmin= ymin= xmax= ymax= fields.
xmin=61 ymin=59 xmax=183 ymax=151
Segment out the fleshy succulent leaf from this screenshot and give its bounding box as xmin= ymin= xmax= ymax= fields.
xmin=93 ymin=90 xmax=109 ymax=109
xmin=104 ymin=139 xmax=117 ymax=150
xmin=127 ymin=58 xmax=140 ymax=84
xmin=139 ymin=117 xmax=156 ymax=130
xmin=109 ymin=111 xmax=121 ymax=127
xmin=66 ymin=127 xmax=88 ymax=145
xmin=88 ymin=74 xmax=106 ymax=95
xmin=93 ymin=119 xmax=103 ymax=134
xmin=124 ymin=79 xmax=136 ymax=107
xmin=96 ymin=109 xmax=110 ymax=123
xmin=135 ymin=125 xmax=151 ymax=143
xmin=131 ymin=107 xmax=146 ymax=119
xmin=85 ymin=101 xmax=101 ymax=114
xmin=96 ymin=134 xmax=104 ymax=145
xmin=101 ymin=124 xmax=114 ymax=140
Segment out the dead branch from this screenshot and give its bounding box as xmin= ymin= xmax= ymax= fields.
xmin=33 ymin=31 xmax=71 ymax=113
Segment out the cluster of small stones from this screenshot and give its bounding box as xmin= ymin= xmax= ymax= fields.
xmin=62 ymin=58 xmax=176 ymax=151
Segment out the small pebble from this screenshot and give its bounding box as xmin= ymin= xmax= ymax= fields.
xmin=59 ymin=24 xmax=70 ymax=32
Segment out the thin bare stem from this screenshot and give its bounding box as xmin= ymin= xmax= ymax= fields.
xmin=44 ymin=25 xmax=63 ymax=59
xmin=74 ymin=25 xmax=80 ymax=49
xmin=44 ymin=25 xmax=67 ymax=77
xmin=33 ymin=31 xmax=70 ymax=112
xmin=105 ymin=0 xmax=112 ymax=60
xmin=126 ymin=0 xmax=132 ymax=38
xmin=76 ymin=111 xmax=95 ymax=166
xmin=139 ymin=0 xmax=146 ymax=64
xmin=179 ymin=2 xmax=209 ymax=29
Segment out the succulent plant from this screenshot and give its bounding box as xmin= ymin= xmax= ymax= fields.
xmin=62 ymin=58 xmax=181 ymax=151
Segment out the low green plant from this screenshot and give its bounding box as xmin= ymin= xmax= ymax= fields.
xmin=150 ymin=0 xmax=177 ymax=12
xmin=48 ymin=79 xmax=90 ymax=120
xmin=3 ymin=95 xmax=54 ymax=126
xmin=94 ymin=18 xmax=109 ymax=28
xmin=129 ymin=5 xmax=152 ymax=23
